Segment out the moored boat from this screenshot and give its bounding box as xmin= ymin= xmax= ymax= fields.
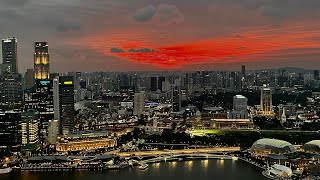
xmin=138 ymin=163 xmax=149 ymax=170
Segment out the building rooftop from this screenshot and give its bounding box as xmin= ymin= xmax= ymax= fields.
xmin=253 ymin=138 xmax=293 ymax=149
xmin=234 ymin=95 xmax=247 ymax=99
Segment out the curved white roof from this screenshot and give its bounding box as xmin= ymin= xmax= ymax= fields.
xmin=253 ymin=138 xmax=293 ymax=148
xmin=305 ymin=140 xmax=320 ymax=147
xmin=272 ymin=164 xmax=293 ymax=176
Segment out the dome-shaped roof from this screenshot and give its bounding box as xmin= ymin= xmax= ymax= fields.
xmin=250 ymin=138 xmax=296 ymax=156
xmin=303 ymin=140 xmax=320 ymax=153
xmin=305 ymin=140 xmax=320 ymax=146
xmin=253 ymin=138 xmax=293 ymax=148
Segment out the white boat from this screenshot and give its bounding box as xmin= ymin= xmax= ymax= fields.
xmin=232 ymin=156 xmax=238 ymax=160
xmin=138 ymin=164 xmax=149 ymax=170
xmin=0 ymin=167 xmax=12 ymax=174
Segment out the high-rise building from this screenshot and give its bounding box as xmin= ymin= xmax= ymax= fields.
xmin=314 ymin=70 xmax=319 ymax=80
xmin=260 ymin=85 xmax=273 ymax=116
xmin=172 ymin=86 xmax=181 ymax=112
xmin=158 ymin=77 xmax=165 ymax=92
xmin=230 ymin=95 xmax=248 ymax=119
xmin=1 ymin=37 xmax=18 ymax=74
xmin=0 ymin=74 xmax=23 ymax=109
xmin=150 ymin=77 xmax=158 ymax=91
xmin=25 ymin=69 xmax=35 ymax=89
xmin=35 ymin=79 xmax=54 ymax=143
xmin=0 ymin=111 xmax=21 ymax=152
xmin=241 ymin=65 xmax=246 ymax=77
xmin=21 ymin=110 xmax=39 ymax=152
xmin=34 ymin=42 xmax=50 ymax=80
xmin=133 ymin=92 xmax=145 ymax=116
xmin=233 ymin=95 xmax=248 ymax=112
xmin=47 ymin=119 xmax=59 ymax=144
xmin=53 ymin=76 xmax=75 ymax=135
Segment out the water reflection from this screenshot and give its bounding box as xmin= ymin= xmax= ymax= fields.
xmin=185 ymin=161 xmax=193 ymax=172
xmin=201 ymin=160 xmax=209 ymax=169
xmin=216 ymin=159 xmax=225 ymax=168
xmin=169 ymin=161 xmax=177 ymax=168
xmin=152 ymin=163 xmax=160 ymax=169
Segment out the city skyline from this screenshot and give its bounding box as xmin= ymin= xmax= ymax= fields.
xmin=1 ymin=0 xmax=320 ymax=73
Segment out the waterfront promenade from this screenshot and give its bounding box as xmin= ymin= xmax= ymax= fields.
xmin=108 ymin=147 xmax=240 ymax=157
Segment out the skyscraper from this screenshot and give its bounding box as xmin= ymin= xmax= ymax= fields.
xmin=230 ymin=95 xmax=248 ymax=119
xmin=150 ymin=77 xmax=158 ymax=91
xmin=21 ymin=110 xmax=39 ymax=152
xmin=172 ymin=86 xmax=181 ymax=112
xmin=25 ymin=69 xmax=35 ymax=89
xmin=0 ymin=111 xmax=21 ymax=152
xmin=0 ymin=74 xmax=23 ymax=109
xmin=233 ymin=95 xmax=248 ymax=112
xmin=158 ymin=77 xmax=165 ymax=92
xmin=260 ymin=85 xmax=273 ymax=116
xmin=53 ymin=76 xmax=75 ymax=135
xmin=34 ymin=42 xmax=50 ymax=80
xmin=241 ymin=65 xmax=246 ymax=77
xmin=133 ymin=92 xmax=145 ymax=116
xmin=1 ymin=37 xmax=18 ymax=74
xmin=314 ymin=70 xmax=319 ymax=80
xmin=35 ymin=79 xmax=54 ymax=143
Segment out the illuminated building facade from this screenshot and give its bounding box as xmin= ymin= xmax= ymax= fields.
xmin=56 ymin=138 xmax=117 ymax=152
xmin=34 ymin=42 xmax=50 ymax=80
xmin=35 ymin=79 xmax=54 ymax=143
xmin=260 ymin=85 xmax=274 ymax=116
xmin=53 ymin=76 xmax=76 ymax=135
xmin=1 ymin=37 xmax=18 ymax=74
xmin=21 ymin=110 xmax=39 ymax=152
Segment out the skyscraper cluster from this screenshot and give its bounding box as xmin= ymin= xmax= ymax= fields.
xmin=0 ymin=37 xmax=75 ymax=153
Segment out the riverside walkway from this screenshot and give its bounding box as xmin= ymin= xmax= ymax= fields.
xmin=109 ymin=147 xmax=240 ymax=157
xmin=238 ymin=157 xmax=266 ymax=170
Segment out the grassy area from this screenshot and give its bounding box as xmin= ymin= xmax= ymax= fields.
xmin=191 ymin=129 xmax=318 ymax=136
xmin=191 ymin=129 xmax=253 ymax=136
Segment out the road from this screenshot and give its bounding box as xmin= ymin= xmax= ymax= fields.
xmin=108 ymin=147 xmax=240 ymax=157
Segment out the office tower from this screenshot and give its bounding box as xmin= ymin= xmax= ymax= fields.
xmin=1 ymin=37 xmax=18 ymax=74
xmin=53 ymin=76 xmax=75 ymax=135
xmin=34 ymin=42 xmax=50 ymax=80
xmin=314 ymin=70 xmax=319 ymax=80
xmin=25 ymin=69 xmax=35 ymax=89
xmin=0 ymin=111 xmax=21 ymax=152
xmin=260 ymin=85 xmax=273 ymax=116
xmin=233 ymin=95 xmax=248 ymax=112
xmin=172 ymin=86 xmax=181 ymax=112
xmin=0 ymin=74 xmax=23 ymax=109
xmin=230 ymin=95 xmax=248 ymax=119
xmin=35 ymin=79 xmax=54 ymax=143
xmin=158 ymin=77 xmax=165 ymax=92
xmin=47 ymin=119 xmax=59 ymax=144
xmin=241 ymin=65 xmax=246 ymax=77
xmin=21 ymin=110 xmax=39 ymax=152
xmin=133 ymin=92 xmax=145 ymax=116
xmin=150 ymin=77 xmax=158 ymax=91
